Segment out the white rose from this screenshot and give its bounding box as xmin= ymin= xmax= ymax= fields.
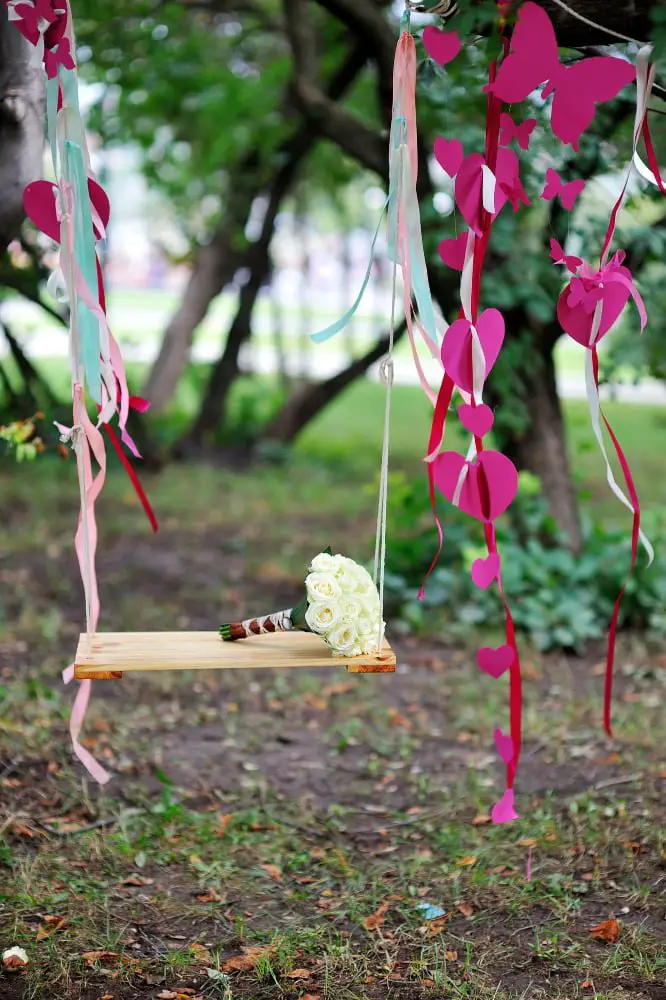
xmin=338 ymin=595 xmax=363 ymax=624
xmin=306 ymin=571 xmax=341 ymax=604
xmin=327 ymin=623 xmax=360 ymax=657
xmin=336 ymin=566 xmax=361 ymax=596
xmin=310 ymin=552 xmax=338 ymax=573
xmin=305 ymin=601 xmax=340 ymax=636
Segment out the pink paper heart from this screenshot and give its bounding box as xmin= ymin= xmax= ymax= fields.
xmin=440 ymin=308 xmax=505 ymax=393
xmin=491 ymin=788 xmax=519 ymax=825
xmin=476 ymin=643 xmax=515 ymax=678
xmin=471 ymin=552 xmax=500 ymax=590
xmin=23 ymin=178 xmax=110 ymax=244
xmin=434 ymin=450 xmax=518 ymax=523
xmin=455 ymin=149 xmax=522 ymax=235
xmin=438 ymin=232 xmax=468 ymax=270
xmin=422 ymin=25 xmax=461 ymax=66
xmin=458 ymin=403 xmax=494 ymax=438
xmin=434 ymin=137 xmax=464 ymax=178
xmin=494 ymin=727 xmax=515 ymax=765
xmin=557 ymin=275 xmax=631 ymax=348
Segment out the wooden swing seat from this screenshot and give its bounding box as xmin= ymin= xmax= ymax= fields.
xmin=73 ymin=630 xmax=396 ymax=680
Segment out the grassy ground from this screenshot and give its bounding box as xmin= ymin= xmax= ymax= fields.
xmin=1 ymin=406 xmax=665 ymax=1000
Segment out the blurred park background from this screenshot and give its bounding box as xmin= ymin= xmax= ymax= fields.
xmin=1 ymin=2 xmax=666 ymax=998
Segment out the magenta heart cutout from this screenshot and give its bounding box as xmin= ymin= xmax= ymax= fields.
xmin=471 ymin=552 xmax=500 ymax=590
xmin=422 ymin=25 xmax=461 ymax=66
xmin=491 ymin=788 xmax=519 ymax=825
xmin=459 ymin=403 xmax=494 ymax=438
xmin=438 ymin=232 xmax=468 ymax=270
xmin=440 ymin=308 xmax=505 ymax=394
xmin=23 ymin=178 xmax=110 ymax=244
xmin=557 ymin=275 xmax=631 ymax=348
xmin=434 ymin=137 xmax=464 ymax=178
xmin=494 ymin=727 xmax=515 ymax=765
xmin=476 ymin=643 xmax=515 ymax=678
xmin=433 ymin=450 xmax=518 ymax=523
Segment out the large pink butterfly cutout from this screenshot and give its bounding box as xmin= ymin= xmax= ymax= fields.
xmin=541 ymin=168 xmax=586 ymax=211
xmin=485 ymin=2 xmax=635 ymax=149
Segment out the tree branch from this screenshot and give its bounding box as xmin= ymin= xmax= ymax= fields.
xmin=283 ymin=0 xmax=386 ymax=176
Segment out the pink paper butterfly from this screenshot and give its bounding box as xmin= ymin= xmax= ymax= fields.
xmin=541 ymin=168 xmax=586 ymax=211
xmin=549 ymin=239 xmax=582 ymax=274
xmin=485 ymin=2 xmax=635 ymax=149
xmin=45 ymin=36 xmax=75 ymax=78
xmin=499 ymin=113 xmax=536 ymax=151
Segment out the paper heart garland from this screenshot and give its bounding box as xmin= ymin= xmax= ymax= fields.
xmin=471 ymin=552 xmax=500 ymax=590
xmin=476 ymin=643 xmax=515 ymax=678
xmin=557 ymin=271 xmax=632 ymax=347
xmin=23 ymin=178 xmax=110 ymax=244
xmin=422 ymin=26 xmax=461 ymax=67
xmin=438 ymin=232 xmax=468 ymax=270
xmin=434 ymin=450 xmax=518 ymax=523
xmin=434 ymin=137 xmax=464 ymax=178
xmin=458 ymin=403 xmax=494 ymax=438
xmin=491 ymin=788 xmax=519 ymax=825
xmin=454 ymin=149 xmax=527 ymax=236
xmin=440 ymin=308 xmax=505 ymax=393
xmin=494 ymin=728 xmax=515 ymax=765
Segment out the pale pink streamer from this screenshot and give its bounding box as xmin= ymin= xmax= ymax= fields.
xmin=61 ymin=384 xmax=110 ymax=784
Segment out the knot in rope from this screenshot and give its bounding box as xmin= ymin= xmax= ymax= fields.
xmin=379 ymin=355 xmax=394 ymax=387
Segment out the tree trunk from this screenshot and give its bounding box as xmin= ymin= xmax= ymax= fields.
xmin=142 ymin=220 xmax=250 ymax=412
xmin=263 ymin=320 xmax=407 ymax=445
xmin=493 ymin=342 xmax=583 ymax=553
xmin=144 ymin=44 xmax=368 ymax=413
xmin=0 ymin=7 xmax=44 ymax=252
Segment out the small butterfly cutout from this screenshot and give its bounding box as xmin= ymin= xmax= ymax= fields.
xmin=542 ymin=168 xmax=586 ymax=211
xmin=499 ymin=113 xmax=537 ymax=151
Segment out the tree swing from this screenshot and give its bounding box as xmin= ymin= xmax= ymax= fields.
xmin=10 ymin=0 xmax=663 ymax=816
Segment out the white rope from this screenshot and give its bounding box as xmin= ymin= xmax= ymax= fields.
xmin=373 ymin=263 xmax=398 ymax=656
xmin=546 ymin=0 xmax=645 ymax=46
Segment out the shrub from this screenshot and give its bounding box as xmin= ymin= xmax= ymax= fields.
xmin=384 ymin=471 xmax=666 ymax=652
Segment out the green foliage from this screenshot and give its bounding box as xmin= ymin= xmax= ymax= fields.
xmin=384 ymin=472 xmax=666 ymax=652
xmin=0 ymin=415 xmax=44 ymax=462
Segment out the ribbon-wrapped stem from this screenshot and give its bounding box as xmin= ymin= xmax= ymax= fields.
xmin=220 ymin=610 xmax=295 ymax=641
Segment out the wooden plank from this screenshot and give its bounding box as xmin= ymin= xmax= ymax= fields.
xmin=74 ymin=631 xmax=396 ymax=679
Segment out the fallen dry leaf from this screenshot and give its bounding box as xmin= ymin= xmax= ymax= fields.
xmin=458 ymin=903 xmax=474 ymax=918
xmin=216 ymin=813 xmax=234 ymax=836
xmin=425 ymin=915 xmax=450 ymax=938
xmin=471 ymin=814 xmax=491 ymax=826
xmin=363 ymin=902 xmax=389 ymax=931
xmin=156 ymin=992 xmax=178 ymax=999
xmin=622 ymin=841 xmax=646 ymax=854
xmin=300 ymin=995 xmax=321 ymax=1000
xmin=519 ymin=838 xmax=537 ymax=848
xmin=189 ymin=943 xmax=212 ymax=963
xmin=285 ymin=968 xmax=312 ymax=979
xmin=581 ymin=982 xmax=594 ymax=990
xmin=388 ymin=708 xmax=412 ymax=730
xmin=421 ymin=979 xmax=436 ymax=988
xmin=118 ymin=874 xmax=154 ymax=887
xmin=456 ymin=855 xmax=477 ymax=867
xmin=95 ymin=995 xmax=114 ymax=1000
xmin=260 ymin=863 xmax=282 ymax=883
xmin=195 ymin=889 xmax=224 ymax=903
xmin=12 ymin=822 xmax=36 ymax=839
xmin=36 ymin=916 xmax=67 ymax=941
xmin=445 ymin=950 xmax=458 ymax=961
xmin=82 ymin=951 xmax=119 ymax=967
xmin=222 ymin=945 xmax=274 ymax=973
xmin=589 ymin=919 xmax=621 ymax=943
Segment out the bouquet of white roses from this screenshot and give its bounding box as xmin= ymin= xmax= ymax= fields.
xmin=220 ymin=550 xmax=385 ymax=657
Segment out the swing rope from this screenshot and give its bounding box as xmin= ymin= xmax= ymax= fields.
xmin=373 ymin=262 xmax=398 ymax=656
